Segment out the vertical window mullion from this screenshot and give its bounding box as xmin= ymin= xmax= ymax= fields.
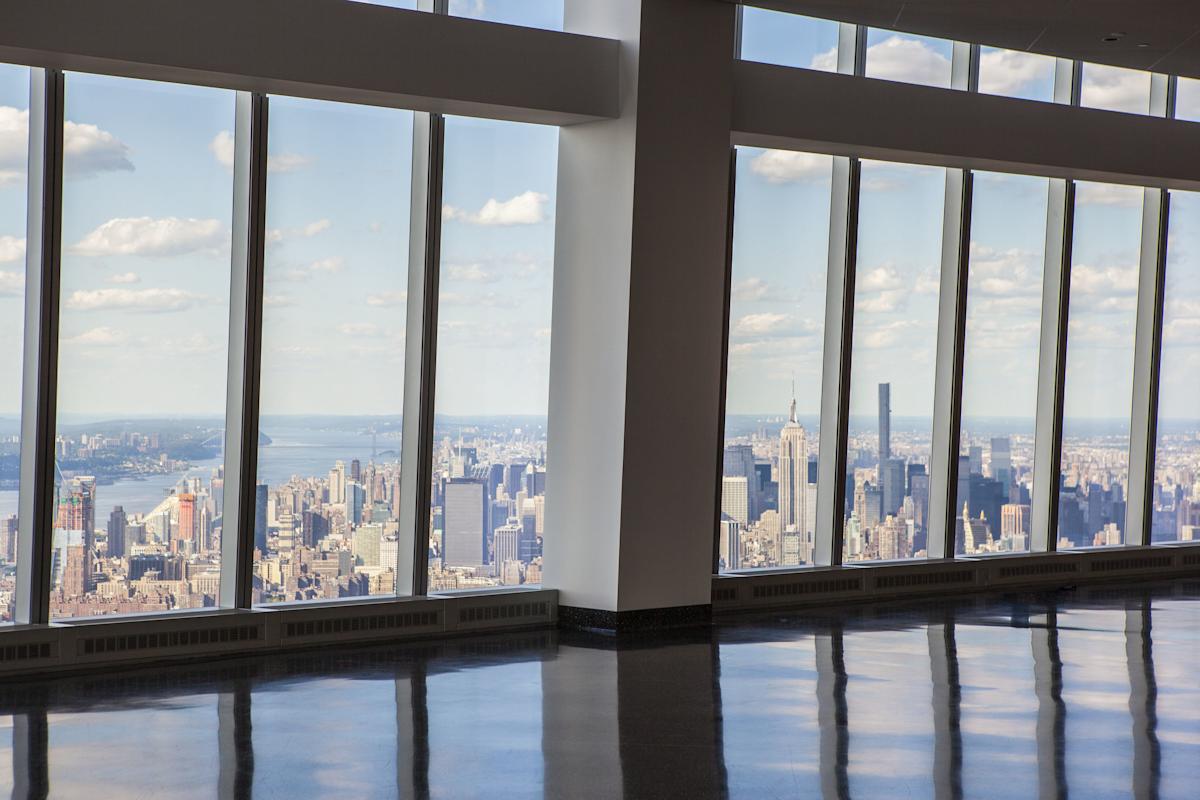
xmin=219 ymin=91 xmax=269 ymax=610
xmin=1125 ymin=73 xmax=1176 ymax=547
xmin=398 ymin=110 xmax=444 ymax=597
xmin=814 ymin=23 xmax=865 ymax=566
xmin=14 ymin=68 xmax=64 ymax=626
xmin=927 ymin=42 xmax=978 ymax=560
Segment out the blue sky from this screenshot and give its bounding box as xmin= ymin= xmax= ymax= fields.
xmin=0 ymin=2 xmax=560 ymax=421
xmin=727 ymin=10 xmax=1181 ymax=425
xmin=2 ymin=5 xmax=1197 ymax=428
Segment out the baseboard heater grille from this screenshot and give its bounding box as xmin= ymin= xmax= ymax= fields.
xmin=876 ymin=570 xmax=975 ymax=589
xmin=751 ymin=578 xmax=862 ymax=599
xmin=458 ymin=601 xmax=549 ymax=624
xmin=80 ymin=625 xmax=261 ymax=656
xmin=0 ymin=642 xmax=54 ymax=663
xmin=997 ymin=562 xmax=1080 ymax=579
xmin=1090 ymin=556 xmax=1173 ymax=573
xmin=282 ymin=611 xmax=440 ymax=639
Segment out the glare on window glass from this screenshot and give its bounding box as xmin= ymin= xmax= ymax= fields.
xmin=720 ymin=147 xmax=832 ymax=571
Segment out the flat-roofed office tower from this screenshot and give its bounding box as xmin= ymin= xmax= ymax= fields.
xmin=778 ymin=395 xmax=808 ymax=558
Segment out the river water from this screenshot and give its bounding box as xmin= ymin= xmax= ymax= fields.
xmin=0 ymin=424 xmax=394 ymax=522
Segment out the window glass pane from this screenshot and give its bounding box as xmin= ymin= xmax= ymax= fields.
xmin=978 ymin=46 xmax=1055 ymax=102
xmin=431 ymin=116 xmax=556 ymax=590
xmin=1175 ymin=76 xmax=1200 ymax=122
xmin=255 ymin=97 xmax=413 ymax=604
xmin=53 ymin=74 xmax=234 ymax=618
xmin=1080 ymin=63 xmax=1152 ymax=115
xmin=450 ymin=0 xmax=562 ymax=30
xmin=1059 ymin=181 xmax=1143 ymax=548
xmin=845 ymin=160 xmax=945 ymax=561
xmin=1154 ymin=188 xmax=1200 ymax=542
xmin=720 ymin=147 xmax=831 ymax=571
xmin=0 ymin=64 xmax=28 ymax=624
xmin=864 ymin=29 xmax=953 ymax=88
xmin=957 ymin=172 xmax=1048 ymax=554
xmin=740 ymin=8 xmax=839 ymax=72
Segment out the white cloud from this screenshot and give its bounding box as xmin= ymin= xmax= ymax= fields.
xmin=443 ymin=190 xmax=549 ymax=226
xmin=864 ymin=35 xmax=951 ymax=87
xmin=860 ymin=320 xmax=922 ymax=349
xmin=309 ymin=256 xmax=344 ymax=274
xmin=0 ymin=235 xmax=24 ymax=264
xmin=1081 ymin=64 xmax=1152 ymax=114
xmin=1075 ymin=182 xmax=1143 ymax=207
xmin=274 ymin=256 xmax=344 ymax=283
xmin=64 ymin=287 xmax=207 ymax=312
xmin=208 ymin=130 xmax=235 ymax=170
xmin=63 ymin=326 xmax=128 ymax=347
xmin=979 ymin=49 xmax=1054 ymax=96
xmin=859 ymin=289 xmax=904 ymax=313
xmin=1 ymin=106 xmax=133 ymax=184
xmin=211 ymin=130 xmax=312 ymax=173
xmin=266 ymin=219 xmax=332 ymax=246
xmin=107 ymin=272 xmax=140 ymax=284
xmin=63 ymin=119 xmax=135 ymax=177
xmin=367 ymin=291 xmax=406 ymax=307
xmin=810 ymin=46 xmax=838 ymax=72
xmin=1070 ymin=263 xmax=1138 ymax=297
xmin=440 ymin=291 xmax=519 ymax=309
xmin=264 ymin=294 xmax=294 ymax=307
xmin=0 ymin=270 xmax=22 ymax=296
xmin=447 ymin=263 xmax=495 ymax=283
xmin=268 ymin=152 xmax=313 ymax=173
xmin=448 ymin=0 xmax=486 ymax=16
xmin=858 ymin=265 xmax=903 ymax=292
xmin=732 ymin=277 xmax=771 ymax=302
xmin=154 ymin=333 xmax=218 ymax=354
xmin=749 ymin=150 xmax=830 ymax=184
xmin=337 ymin=322 xmax=381 ymax=336
xmin=734 ymin=312 xmax=790 ymax=336
xmin=71 ymin=217 xmax=225 ymax=257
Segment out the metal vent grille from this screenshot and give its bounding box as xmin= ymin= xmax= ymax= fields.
xmin=875 ymin=570 xmax=975 ymax=589
xmin=0 ymin=641 xmax=54 ymax=663
xmin=750 ymin=578 xmax=862 ymax=599
xmin=711 ymin=587 xmax=738 ymax=603
xmin=998 ymin=562 xmax=1080 ymax=579
xmin=1182 ymin=553 xmax=1200 ymax=566
xmin=458 ymin=601 xmax=549 ymax=624
xmin=1091 ymin=556 xmax=1173 ymax=573
xmin=80 ymin=625 xmax=261 ymax=656
xmin=282 ymin=610 xmax=440 ymax=639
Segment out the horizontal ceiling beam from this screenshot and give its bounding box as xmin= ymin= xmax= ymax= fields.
xmin=0 ymin=0 xmax=620 ymax=125
xmin=732 ymin=60 xmax=1200 ymax=191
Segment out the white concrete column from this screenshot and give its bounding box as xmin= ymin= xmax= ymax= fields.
xmin=544 ymin=0 xmax=735 ymax=617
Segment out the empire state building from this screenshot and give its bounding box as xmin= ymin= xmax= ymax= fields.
xmin=778 ymin=394 xmax=808 ymax=561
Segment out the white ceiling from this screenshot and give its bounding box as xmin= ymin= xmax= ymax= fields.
xmin=741 ymin=1 xmax=1200 ymax=78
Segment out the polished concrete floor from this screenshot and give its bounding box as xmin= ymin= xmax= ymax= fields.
xmin=0 ymin=581 xmax=1198 ymax=799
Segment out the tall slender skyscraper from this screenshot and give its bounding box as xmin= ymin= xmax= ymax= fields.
xmin=778 ymin=393 xmax=808 ymax=552
xmin=878 ymin=383 xmax=891 ymax=463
